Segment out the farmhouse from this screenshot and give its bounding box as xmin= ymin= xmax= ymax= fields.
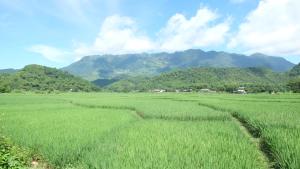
xmin=236 ymin=87 xmax=247 ymax=94
xmin=182 ymin=89 xmax=193 ymax=92
xmin=151 ymin=89 xmax=166 ymax=93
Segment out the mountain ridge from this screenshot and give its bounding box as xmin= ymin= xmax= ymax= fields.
xmin=62 ymin=49 xmax=295 ymax=81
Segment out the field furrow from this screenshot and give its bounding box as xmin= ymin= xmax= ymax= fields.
xmin=1 ymin=93 xmax=299 ymax=168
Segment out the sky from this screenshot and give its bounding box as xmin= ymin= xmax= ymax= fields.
xmin=0 ymin=0 xmax=300 ymax=69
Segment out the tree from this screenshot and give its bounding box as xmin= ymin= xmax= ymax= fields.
xmin=0 ymin=74 xmax=12 ymax=93
xmin=287 ymin=78 xmax=300 ymax=93
xmin=289 ymin=63 xmax=300 ymax=77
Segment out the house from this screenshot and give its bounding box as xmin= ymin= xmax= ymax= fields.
xmin=151 ymin=89 xmax=166 ymax=93
xmin=236 ymin=87 xmax=247 ymax=94
xmin=182 ymin=89 xmax=193 ymax=92
xmin=238 ymin=87 xmax=245 ymax=90
xmin=200 ymin=89 xmax=211 ymax=92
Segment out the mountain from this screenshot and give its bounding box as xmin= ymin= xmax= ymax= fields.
xmin=0 ymin=68 xmax=18 ymax=74
xmin=106 ymin=67 xmax=289 ymax=93
xmin=0 ymin=64 xmax=98 ymax=93
xmin=62 ymin=49 xmax=295 ymax=81
xmin=287 ymin=63 xmax=300 ymax=93
xmin=289 ymin=63 xmax=300 ymax=77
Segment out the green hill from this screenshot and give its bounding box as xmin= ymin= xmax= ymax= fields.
xmin=0 ymin=68 xmax=18 ymax=74
xmin=287 ymin=63 xmax=300 ymax=92
xmin=289 ymin=63 xmax=300 ymax=77
xmin=107 ymin=67 xmax=289 ymax=93
xmin=0 ymin=64 xmax=98 ymax=93
xmin=63 ymin=49 xmax=294 ymax=81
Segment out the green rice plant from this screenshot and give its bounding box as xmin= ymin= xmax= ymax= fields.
xmin=64 ymin=93 xmax=229 ymax=120
xmin=1 ymin=93 xmax=298 ymax=168
xmin=79 ymin=120 xmax=267 ymax=169
xmin=192 ymin=93 xmax=300 ymax=168
xmin=0 ymin=95 xmax=138 ymax=168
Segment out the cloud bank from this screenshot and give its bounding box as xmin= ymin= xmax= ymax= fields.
xmin=31 ymin=6 xmax=229 ymax=62
xmin=229 ymin=0 xmax=300 ymax=56
xmin=159 ymin=7 xmax=230 ymax=51
xmin=74 ymin=7 xmax=230 ymax=56
xmin=74 ymin=15 xmax=156 ymax=56
xmin=30 ymin=0 xmax=300 ymax=63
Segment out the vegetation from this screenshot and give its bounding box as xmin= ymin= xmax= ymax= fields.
xmin=0 ymin=69 xmax=17 ymax=74
xmin=0 ymin=136 xmax=32 ymax=169
xmin=1 ymin=63 xmax=300 ymax=93
xmin=62 ymin=49 xmax=294 ymax=80
xmin=107 ymin=67 xmax=289 ymax=93
xmin=1 ymin=93 xmax=300 ymax=168
xmin=0 ymin=64 xmax=99 ymax=93
xmin=287 ymin=77 xmax=300 ymax=93
xmin=0 ymin=74 xmax=12 ymax=93
xmin=188 ymin=94 xmax=300 ymax=169
xmin=289 ymin=63 xmax=300 ymax=77
xmin=287 ymin=63 xmax=300 ymax=93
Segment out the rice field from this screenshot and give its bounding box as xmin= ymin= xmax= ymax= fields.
xmin=0 ymin=93 xmax=299 ymax=168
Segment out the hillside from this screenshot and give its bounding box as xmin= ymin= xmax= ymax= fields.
xmin=107 ymin=67 xmax=289 ymax=92
xmin=0 ymin=68 xmax=18 ymax=74
xmin=0 ymin=65 xmax=98 ymax=92
xmin=289 ymin=63 xmax=300 ymax=77
xmin=287 ymin=63 xmax=300 ymax=92
xmin=63 ymin=49 xmax=294 ymax=80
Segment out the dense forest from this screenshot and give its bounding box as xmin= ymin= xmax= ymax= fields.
xmin=0 ymin=65 xmax=99 ymax=93
xmin=106 ymin=67 xmax=294 ymax=93
xmin=1 ymin=64 xmax=300 ymax=93
xmin=287 ymin=63 xmax=300 ymax=92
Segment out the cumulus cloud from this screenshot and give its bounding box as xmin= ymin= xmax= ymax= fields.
xmin=158 ymin=7 xmax=230 ymax=51
xmin=29 ymin=7 xmax=230 ymax=61
xmin=76 ymin=7 xmax=230 ymax=55
xmin=74 ymin=15 xmax=156 ymax=56
xmin=229 ymin=0 xmax=300 ymax=56
xmin=28 ymin=45 xmax=71 ymax=62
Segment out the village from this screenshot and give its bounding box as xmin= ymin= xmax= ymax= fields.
xmin=150 ymin=87 xmax=247 ymax=94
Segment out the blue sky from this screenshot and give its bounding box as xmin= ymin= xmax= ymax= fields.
xmin=0 ymin=0 xmax=299 ymax=69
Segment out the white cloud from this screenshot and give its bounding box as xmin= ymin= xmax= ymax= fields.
xmin=29 ymin=7 xmax=230 ymax=61
xmin=229 ymin=0 xmax=300 ymax=56
xmin=28 ymin=45 xmax=71 ymax=62
xmin=74 ymin=15 xmax=156 ymax=56
xmin=158 ymin=7 xmax=230 ymax=51
xmin=75 ymin=7 xmax=229 ymax=56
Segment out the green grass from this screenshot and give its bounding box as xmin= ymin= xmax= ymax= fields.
xmin=0 ymin=94 xmax=138 ymax=168
xmin=68 ymin=95 xmax=229 ymax=121
xmin=80 ymin=120 xmax=266 ymax=169
xmin=185 ymin=93 xmax=300 ymax=169
xmin=1 ymin=93 xmax=299 ymax=168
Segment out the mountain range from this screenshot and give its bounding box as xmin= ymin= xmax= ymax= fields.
xmin=62 ymin=49 xmax=295 ymax=81
xmin=0 ymin=63 xmax=299 ymax=93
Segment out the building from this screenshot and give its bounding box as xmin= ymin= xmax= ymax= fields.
xmin=236 ymin=87 xmax=247 ymax=94
xmin=151 ymin=89 xmax=166 ymax=93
